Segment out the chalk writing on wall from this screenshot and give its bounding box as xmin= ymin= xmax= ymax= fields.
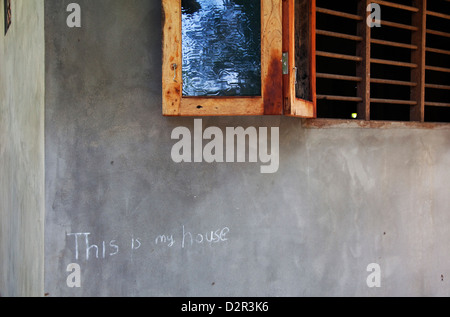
xmin=66 ymin=225 xmax=230 ymax=261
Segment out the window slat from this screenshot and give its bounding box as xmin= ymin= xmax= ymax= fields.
xmin=371 ymin=0 xmax=419 ymax=12
xmin=425 ymin=83 xmax=450 ymax=90
xmin=371 ymin=78 xmax=417 ymax=86
xmin=426 ymin=47 xmax=450 ymax=56
xmin=316 ymin=51 xmax=362 ymax=61
xmin=371 ymin=58 xmax=418 ymax=68
xmin=316 ymin=73 xmax=362 ymax=81
xmin=379 ymin=19 xmax=419 ymax=31
xmin=426 ymin=29 xmax=450 ymax=38
xmin=426 ymin=65 xmax=450 ymax=73
xmin=425 ymin=102 xmax=450 ymax=107
xmin=371 ymin=38 xmax=418 ymax=50
xmin=316 ymin=7 xmax=363 ymax=20
xmin=370 ymin=98 xmax=417 ymax=105
xmin=427 ymin=10 xmax=450 ymax=20
xmin=316 ymin=29 xmax=362 ymax=41
xmin=317 ymin=95 xmax=362 ymax=102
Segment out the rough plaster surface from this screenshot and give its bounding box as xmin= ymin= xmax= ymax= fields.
xmin=0 ymin=0 xmax=45 ymax=297
xmin=43 ymin=0 xmax=450 ymax=296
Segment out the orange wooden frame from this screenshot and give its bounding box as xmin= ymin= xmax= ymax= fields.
xmin=162 ymin=0 xmax=283 ymax=116
xmin=162 ymin=0 xmax=316 ymax=118
xmin=282 ymin=0 xmax=316 ymax=118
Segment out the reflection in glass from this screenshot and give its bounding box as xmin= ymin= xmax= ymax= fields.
xmin=182 ymin=0 xmax=261 ymax=97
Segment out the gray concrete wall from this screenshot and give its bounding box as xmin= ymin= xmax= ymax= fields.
xmin=44 ymin=0 xmax=450 ymax=296
xmin=0 ymin=0 xmax=45 ymax=297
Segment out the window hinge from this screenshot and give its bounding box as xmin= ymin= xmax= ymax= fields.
xmin=282 ymin=52 xmax=289 ymax=75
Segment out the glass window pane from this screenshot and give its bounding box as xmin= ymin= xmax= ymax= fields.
xmin=182 ymin=0 xmax=261 ymax=97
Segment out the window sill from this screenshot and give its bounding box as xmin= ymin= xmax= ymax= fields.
xmin=301 ymin=118 xmax=450 ymax=130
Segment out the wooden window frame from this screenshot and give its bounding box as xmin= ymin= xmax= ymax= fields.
xmin=163 ymin=0 xmax=450 ymax=125
xmin=283 ymin=0 xmax=317 ymax=118
xmin=162 ymin=0 xmax=285 ymax=116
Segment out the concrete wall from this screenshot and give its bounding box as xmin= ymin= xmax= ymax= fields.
xmin=44 ymin=0 xmax=450 ymax=296
xmin=0 ymin=0 xmax=45 ymax=297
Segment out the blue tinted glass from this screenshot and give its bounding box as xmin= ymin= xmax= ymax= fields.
xmin=182 ymin=0 xmax=261 ymax=97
